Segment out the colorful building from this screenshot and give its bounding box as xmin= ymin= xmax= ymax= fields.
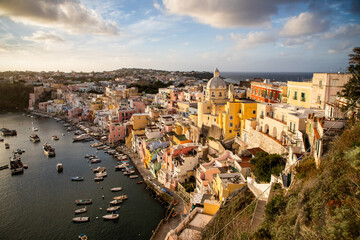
xmin=287 ymin=81 xmax=312 ymax=108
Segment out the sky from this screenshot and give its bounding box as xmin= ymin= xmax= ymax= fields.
xmin=0 ymin=0 xmax=359 ymax=72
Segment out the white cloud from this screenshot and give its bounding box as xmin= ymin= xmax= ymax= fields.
xmin=23 ymin=31 xmax=64 ymax=43
xmin=231 ymin=31 xmax=275 ymax=49
xmin=280 ymin=12 xmax=329 ymax=37
xmin=162 ymin=0 xmax=294 ymax=28
xmin=324 ymin=23 xmax=360 ymax=39
xmin=0 ymin=0 xmax=119 ymax=35
xmin=216 ymin=35 xmax=224 ymax=41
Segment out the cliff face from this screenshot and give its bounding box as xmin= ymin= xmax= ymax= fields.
xmin=202 ymin=123 xmax=360 ymax=240
xmin=0 ymin=83 xmax=33 ymax=111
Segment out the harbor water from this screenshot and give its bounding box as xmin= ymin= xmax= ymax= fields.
xmin=0 ymin=113 xmax=165 ymax=240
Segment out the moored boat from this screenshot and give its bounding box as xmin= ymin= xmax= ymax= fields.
xmin=75 ymin=207 xmax=87 ymax=214
xmin=90 ymin=159 xmax=101 ymax=164
xmin=102 ymin=214 xmax=119 ymax=220
xmin=32 ymin=127 xmax=38 ymax=132
xmin=0 ymin=164 xmax=9 ymax=170
xmin=52 ymin=135 xmax=59 ymax=141
xmin=75 ymin=199 xmax=92 ymax=205
xmin=110 ymin=187 xmax=122 ymax=192
xmin=73 ymin=134 xmax=92 ymax=142
xmin=71 ymin=176 xmax=84 ymax=181
xmin=113 ymin=195 xmax=128 ymax=200
xmin=73 ymin=217 xmax=90 ymax=223
xmin=29 ymin=134 xmax=40 ymax=143
xmin=78 ymin=233 xmax=87 ymax=240
xmin=94 ymin=176 xmax=104 ymax=181
xmin=107 ymin=206 xmax=120 ymax=212
xmin=136 ymin=181 xmax=144 ymax=184
xmin=43 ymin=143 xmax=55 ymax=157
xmin=129 ymin=175 xmax=138 ymax=179
xmin=5 ymin=143 xmax=10 ymax=149
xmin=56 ymin=163 xmax=63 ymax=172
xmin=92 ymin=166 xmax=106 ymax=173
xmin=95 ymin=171 xmax=107 ymax=177
xmin=10 ymin=154 xmax=24 ymax=175
xmin=0 ymin=128 xmax=17 ymax=136
xmin=110 ymin=199 xmax=123 ymax=205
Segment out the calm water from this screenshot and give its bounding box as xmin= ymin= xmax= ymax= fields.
xmin=0 ymin=113 xmax=165 ymax=240
xmin=221 ymin=72 xmax=314 ymax=84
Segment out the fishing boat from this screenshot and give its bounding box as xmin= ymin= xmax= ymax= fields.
xmin=102 ymin=214 xmax=119 ymax=220
xmin=90 ymin=159 xmax=101 ymax=164
xmin=90 ymin=142 xmax=103 ymax=148
xmin=10 ymin=154 xmax=24 ymax=175
xmin=95 ymin=171 xmax=107 ymax=177
xmin=56 ymin=163 xmax=63 ymax=172
xmin=113 ymin=195 xmax=128 ymax=200
xmin=71 ymin=176 xmax=84 ymax=181
xmin=136 ymin=181 xmax=144 ymax=184
xmin=32 ymin=127 xmax=38 ymax=132
xmin=106 ymin=206 xmax=120 ymax=212
xmin=52 ymin=135 xmax=59 ymax=141
xmin=29 ymin=134 xmax=40 ymax=143
xmin=129 ymin=175 xmax=138 ymax=179
xmin=110 ymin=187 xmax=122 ymax=192
xmin=78 ymin=233 xmax=87 ymax=240
xmin=43 ymin=143 xmax=55 ymax=157
xmin=110 ymin=199 xmax=123 ymax=205
xmin=92 ymin=166 xmax=106 ymax=173
xmin=5 ymin=143 xmax=10 ymax=149
xmin=72 ymin=217 xmax=90 ymax=223
xmin=94 ymin=176 xmax=104 ymax=181
xmin=73 ymin=134 xmax=92 ymax=142
xmin=0 ymin=128 xmax=17 ymax=136
xmin=75 ymin=199 xmax=92 ymax=205
xmin=115 ymin=164 xmax=128 ymax=170
xmin=75 ymin=207 xmax=87 ymax=214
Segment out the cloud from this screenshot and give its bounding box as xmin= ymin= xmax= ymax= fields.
xmin=281 ymin=37 xmax=309 ymax=46
xmin=23 ymin=31 xmax=64 ymax=43
xmin=162 ymin=0 xmax=297 ymax=28
xmin=216 ymin=35 xmax=224 ymax=41
xmin=0 ymin=0 xmax=119 ymax=35
xmin=280 ymin=12 xmax=329 ymax=37
xmin=231 ymin=31 xmax=275 ymax=49
xmin=324 ymin=23 xmax=360 ymax=39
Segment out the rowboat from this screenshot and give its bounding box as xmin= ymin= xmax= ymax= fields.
xmin=107 ymin=206 xmax=120 ymax=212
xmin=113 ymin=195 xmax=128 ymax=200
xmin=110 ymin=187 xmax=122 ymax=192
xmin=75 ymin=207 xmax=87 ymax=214
xmin=94 ymin=176 xmax=104 ymax=181
xmin=102 ymin=214 xmax=119 ymax=220
xmin=75 ymin=199 xmax=92 ymax=205
xmin=73 ymin=217 xmax=90 ymax=223
xmin=110 ymin=199 xmax=123 ymax=205
xmin=71 ymin=176 xmax=84 ymax=181
xmin=129 ymin=175 xmax=138 ymax=179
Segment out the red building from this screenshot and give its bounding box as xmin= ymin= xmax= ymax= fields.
xmin=250 ymin=80 xmax=286 ymax=103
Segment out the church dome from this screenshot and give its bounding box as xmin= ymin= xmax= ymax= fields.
xmin=206 ymin=68 xmax=227 ymax=89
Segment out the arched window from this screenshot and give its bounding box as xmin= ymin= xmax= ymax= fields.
xmin=219 ymin=92 xmax=222 ymax=97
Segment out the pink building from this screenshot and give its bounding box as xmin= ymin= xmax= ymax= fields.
xmin=131 ymin=100 xmax=146 ymax=113
xmin=118 ymin=109 xmax=136 ymax=123
xmin=38 ymin=101 xmax=52 ymax=111
xmin=68 ymin=107 xmax=83 ymax=118
xmin=108 ymin=123 xmax=126 ymax=144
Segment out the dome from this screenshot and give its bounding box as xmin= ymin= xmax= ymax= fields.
xmin=207 ymin=68 xmax=227 ymax=89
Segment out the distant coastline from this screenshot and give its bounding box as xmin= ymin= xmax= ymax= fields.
xmin=221 ymin=72 xmax=314 ymax=84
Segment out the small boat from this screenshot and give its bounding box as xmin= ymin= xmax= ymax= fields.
xmin=10 ymin=154 xmax=24 ymax=174
xmin=95 ymin=171 xmax=107 ymax=177
xmin=124 ymin=170 xmax=135 ymax=175
xmin=71 ymin=176 xmax=84 ymax=181
xmin=16 ymin=149 xmax=23 ymax=155
xmin=43 ymin=143 xmax=55 ymax=157
xmin=173 ymin=200 xmax=178 ymax=206
xmin=172 ymin=211 xmax=179 ymax=217
xmin=115 ymin=164 xmax=128 ymax=170
xmin=110 ymin=187 xmax=122 ymax=192
xmin=113 ymin=195 xmax=128 ymax=200
xmin=75 ymin=199 xmax=92 ymax=205
xmin=23 ymin=164 xmax=28 ymax=169
xmin=78 ymin=233 xmax=87 ymax=240
xmin=107 ymin=206 xmax=120 ymax=212
xmin=129 ymin=175 xmax=138 ymax=179
xmin=90 ymin=142 xmax=103 ymax=148
xmin=73 ymin=134 xmax=92 ymax=142
xmin=0 ymin=138 xmax=4 ymax=142
xmin=56 ymin=163 xmax=63 ymax=172
xmin=0 ymin=164 xmax=9 ymax=170
xmin=73 ymin=217 xmax=90 ymax=223
xmin=102 ymin=214 xmax=119 ymax=220
xmin=32 ymin=127 xmax=38 ymax=132
xmin=61 ymin=133 xmax=65 ymax=136
xmin=94 ymin=176 xmax=104 ymax=181
xmin=29 ymin=134 xmax=40 ymax=143
xmin=110 ymin=199 xmax=123 ymax=205
xmin=97 ymin=146 xmax=105 ymax=150
xmin=136 ymin=181 xmax=143 ymax=184
xmin=5 ymin=143 xmax=10 ymax=149
xmin=92 ymin=166 xmax=106 ymax=173
xmin=90 ymin=159 xmax=101 ymax=164
xmin=75 ymin=207 xmax=87 ymax=214
xmin=52 ymin=135 xmax=59 ymax=141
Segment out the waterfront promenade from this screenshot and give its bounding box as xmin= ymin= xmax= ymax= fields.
xmin=117 ymin=145 xmax=186 ymax=240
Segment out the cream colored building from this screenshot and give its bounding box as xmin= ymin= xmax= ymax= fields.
xmin=287 ymin=81 xmax=312 ymax=108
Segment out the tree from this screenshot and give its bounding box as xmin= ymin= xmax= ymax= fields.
xmin=250 ymin=152 xmax=285 ymax=182
xmin=338 ymin=47 xmax=360 ymax=111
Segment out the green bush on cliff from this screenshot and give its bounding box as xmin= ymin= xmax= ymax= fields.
xmin=250 ymin=152 xmax=285 ymax=182
xmin=0 ymin=83 xmax=33 ymax=111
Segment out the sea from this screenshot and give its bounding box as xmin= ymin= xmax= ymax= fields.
xmin=221 ymin=72 xmax=314 ymax=84
xmin=0 ymin=113 xmax=165 ymax=240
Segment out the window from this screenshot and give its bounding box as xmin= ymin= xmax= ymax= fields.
xmin=317 ymin=95 xmax=321 ymax=103
xmin=253 ymin=110 xmax=256 ymax=114
xmin=229 ymin=130 xmax=232 ymax=133
xmin=288 ymin=90 xmax=290 ymax=98
xmin=211 ymin=92 xmax=215 ymax=97
xmin=230 ymin=115 xmax=233 ymax=120
xmin=279 ymin=93 xmax=282 ymax=101
xmin=214 ymin=118 xmax=216 ymax=122
xmin=239 ymin=109 xmax=242 ymax=114
xmin=290 ymin=122 xmax=293 ymax=131
xmin=294 ymin=91 xmax=298 ymax=100
xmin=319 ymin=80 xmax=323 ymax=88
xmin=301 ymin=92 xmax=306 ymax=102
xmin=230 ymin=123 xmax=233 ymax=127
xmin=219 ymin=92 xmax=222 ymax=97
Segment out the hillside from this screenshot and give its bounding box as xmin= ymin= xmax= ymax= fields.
xmin=0 ymin=83 xmax=33 ymax=111
xmin=202 ymin=122 xmax=360 ymax=239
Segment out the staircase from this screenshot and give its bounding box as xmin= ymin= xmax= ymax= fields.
xmin=250 ymin=200 xmax=266 ymax=231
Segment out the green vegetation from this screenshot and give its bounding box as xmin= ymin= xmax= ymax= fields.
xmin=0 ymin=83 xmax=33 ymax=111
xmin=250 ymin=152 xmax=285 ymax=182
xmin=130 ymin=80 xmax=172 ymax=94
xmin=202 ymin=186 xmax=255 ymax=240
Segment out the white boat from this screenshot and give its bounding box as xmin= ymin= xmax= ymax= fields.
xmin=107 ymin=206 xmax=120 ymax=212
xmin=113 ymin=195 xmax=128 ymax=200
xmin=73 ymin=217 xmax=90 ymax=223
xmin=94 ymin=176 xmax=104 ymax=181
xmin=102 ymin=214 xmax=119 ymax=220
xmin=75 ymin=199 xmax=92 ymax=205
xmin=29 ymin=134 xmax=40 ymax=143
xmin=110 ymin=187 xmax=122 ymax=192
xmin=110 ymin=199 xmax=123 ymax=205
xmin=73 ymin=134 xmax=92 ymax=142
xmin=115 ymin=164 xmax=128 ymax=170
xmin=92 ymin=166 xmax=106 ymax=173
xmin=43 ymin=143 xmax=55 ymax=157
xmin=32 ymin=127 xmax=38 ymax=132
xmin=10 ymin=154 xmax=24 ymax=175
xmin=56 ymin=163 xmax=63 ymax=172
xmin=129 ymin=175 xmax=138 ymax=179
xmin=75 ymin=207 xmax=87 ymax=214
xmin=52 ymin=135 xmax=59 ymax=141
xmin=95 ymin=171 xmax=107 ymax=177
xmin=71 ymin=176 xmax=84 ymax=181
xmin=90 ymin=142 xmax=103 ymax=148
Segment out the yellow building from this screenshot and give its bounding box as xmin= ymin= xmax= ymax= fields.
xmin=197 ymin=68 xmax=258 ymax=140
xmin=132 ymin=113 xmax=150 ymax=130
xmin=91 ymin=98 xmax=103 ymax=111
xmin=212 ymin=173 xmax=246 ymax=201
xmin=287 ymin=81 xmax=312 ymax=108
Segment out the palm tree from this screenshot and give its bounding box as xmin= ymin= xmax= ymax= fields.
xmin=349 ymin=47 xmax=360 ymax=65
